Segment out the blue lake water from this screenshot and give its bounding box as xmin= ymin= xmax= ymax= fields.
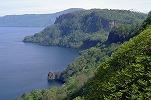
xmin=0 ymin=27 xmax=78 ymax=100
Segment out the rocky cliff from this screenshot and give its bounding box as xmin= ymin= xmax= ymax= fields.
xmin=23 ymin=9 xmax=146 ymax=48
xmin=47 ymin=71 xmax=60 ymax=80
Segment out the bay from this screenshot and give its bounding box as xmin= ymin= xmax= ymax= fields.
xmin=0 ymin=27 xmax=78 ymax=100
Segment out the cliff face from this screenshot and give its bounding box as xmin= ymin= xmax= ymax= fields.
xmin=101 ymin=19 xmax=118 ymax=29
xmin=23 ymin=9 xmax=147 ymax=48
xmin=55 ymin=11 xmax=119 ymax=34
xmin=109 ymin=20 xmax=118 ymax=28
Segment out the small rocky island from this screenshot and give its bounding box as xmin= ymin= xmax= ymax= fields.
xmin=47 ymin=71 xmax=60 ymax=80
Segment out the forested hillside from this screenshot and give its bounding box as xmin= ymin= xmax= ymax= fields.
xmin=83 ymin=12 xmax=151 ymax=99
xmin=0 ymin=8 xmax=83 ymax=27
xmin=20 ymin=10 xmax=150 ymax=100
xmin=23 ymin=9 xmax=146 ymax=48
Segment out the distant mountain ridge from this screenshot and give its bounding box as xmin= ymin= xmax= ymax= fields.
xmin=0 ymin=8 xmax=84 ymax=27
xmin=23 ymin=9 xmax=147 ymax=48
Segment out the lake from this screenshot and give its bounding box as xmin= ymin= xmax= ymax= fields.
xmin=0 ymin=27 xmax=78 ymax=100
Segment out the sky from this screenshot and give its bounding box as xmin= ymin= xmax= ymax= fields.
xmin=0 ymin=0 xmax=151 ymax=16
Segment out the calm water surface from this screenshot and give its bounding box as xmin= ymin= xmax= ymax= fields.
xmin=0 ymin=27 xmax=78 ymax=100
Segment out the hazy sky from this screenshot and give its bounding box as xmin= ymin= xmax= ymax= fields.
xmin=0 ymin=0 xmax=151 ymax=16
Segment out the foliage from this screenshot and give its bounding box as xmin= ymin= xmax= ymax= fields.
xmin=20 ymin=38 xmax=121 ymax=100
xmin=139 ymin=11 xmax=151 ymax=33
xmin=83 ymin=26 xmax=151 ymax=100
xmin=20 ymin=9 xmax=149 ymax=100
xmin=107 ymin=23 xmax=141 ymax=43
xmin=23 ymin=9 xmax=146 ymax=48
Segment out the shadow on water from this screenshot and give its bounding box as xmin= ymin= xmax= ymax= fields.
xmin=47 ymin=79 xmax=65 ymax=87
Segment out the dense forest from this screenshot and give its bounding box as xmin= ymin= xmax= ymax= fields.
xmin=83 ymin=12 xmax=151 ymax=99
xmin=23 ymin=9 xmax=146 ymax=48
xmin=0 ymin=8 xmax=83 ymax=27
xmin=19 ymin=9 xmax=151 ymax=100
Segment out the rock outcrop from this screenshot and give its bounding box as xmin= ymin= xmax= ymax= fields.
xmin=101 ymin=19 xmax=118 ymax=29
xmin=47 ymin=71 xmax=56 ymax=80
xmin=47 ymin=71 xmax=60 ymax=80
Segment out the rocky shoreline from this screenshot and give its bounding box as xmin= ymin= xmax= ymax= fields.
xmin=47 ymin=71 xmax=60 ymax=80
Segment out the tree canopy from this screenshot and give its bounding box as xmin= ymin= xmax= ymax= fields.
xmin=83 ymin=21 xmax=151 ymax=100
xmin=23 ymin=9 xmax=146 ymax=49
xmin=19 ymin=9 xmax=150 ymax=100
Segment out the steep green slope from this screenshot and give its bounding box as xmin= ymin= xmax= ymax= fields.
xmin=23 ymin=9 xmax=146 ymax=48
xmin=139 ymin=11 xmax=151 ymax=32
xmin=0 ymin=8 xmax=83 ymax=27
xmin=19 ymin=10 xmax=149 ymax=100
xmin=20 ymin=42 xmax=120 ymax=100
xmin=107 ymin=24 xmax=141 ymax=43
xmin=83 ymin=21 xmax=151 ymax=100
